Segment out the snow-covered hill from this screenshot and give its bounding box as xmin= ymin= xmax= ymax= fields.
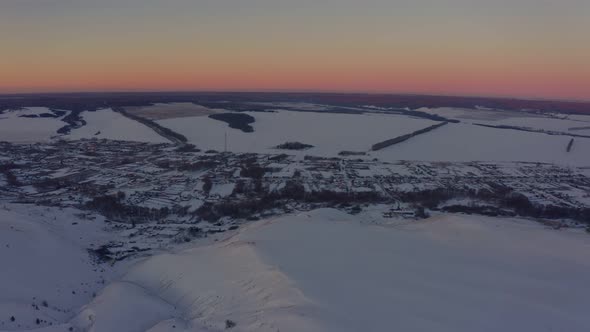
xmin=0 ymin=205 xmax=126 ymax=331
xmin=3 ymin=207 xmax=590 ymax=332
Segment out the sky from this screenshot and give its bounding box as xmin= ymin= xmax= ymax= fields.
xmin=1 ymin=0 xmax=589 ymax=100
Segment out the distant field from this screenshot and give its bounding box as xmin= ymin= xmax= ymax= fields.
xmin=2 ymin=91 xmax=589 ymax=114
xmin=125 ymin=102 xmax=222 ymax=120
xmin=421 ymin=106 xmax=590 ymax=134
xmin=2 ymin=101 xmax=590 ymax=167
xmin=0 ymin=107 xmax=64 ymax=143
xmin=67 ymin=109 xmax=169 ymax=143
xmin=570 ymin=126 xmax=590 ymax=132
xmin=373 ymin=122 xmax=590 ymax=165
xmin=157 ymin=110 xmax=437 ymax=155
xmin=419 ymin=107 xmax=541 ymax=121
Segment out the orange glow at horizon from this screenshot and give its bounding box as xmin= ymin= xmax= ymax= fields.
xmin=1 ymin=0 xmax=589 ymax=100
xmin=2 ymin=60 xmax=588 ymax=100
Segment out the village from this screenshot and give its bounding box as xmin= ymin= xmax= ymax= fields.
xmin=1 ymin=138 xmax=588 ymax=224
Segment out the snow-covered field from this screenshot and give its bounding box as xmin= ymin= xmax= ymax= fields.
xmin=494 ymin=116 xmax=590 ymax=135
xmin=4 ymin=207 xmax=590 ymax=332
xmin=125 ymin=103 xmax=223 ymax=120
xmin=156 ymin=108 xmax=590 ymax=166
xmin=4 ymin=106 xmax=589 ymax=167
xmin=158 ymin=110 xmax=437 ymax=156
xmin=419 ymin=107 xmax=537 ymax=121
xmin=247 ymin=101 xmax=362 ymax=112
xmin=67 ymin=109 xmax=169 ymax=143
xmin=0 ymin=108 xmax=168 ymax=144
xmin=420 ymin=107 xmax=590 ymax=134
xmin=372 ymin=122 xmax=590 ymax=166
xmin=0 ymin=108 xmax=65 ymax=143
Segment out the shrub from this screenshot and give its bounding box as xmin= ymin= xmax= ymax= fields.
xmin=274 ymin=142 xmax=314 ymax=150
xmin=225 ymin=319 xmax=236 ymax=329
xmin=202 ymin=177 xmax=213 ymax=194
xmin=175 ymin=144 xmax=200 ymax=153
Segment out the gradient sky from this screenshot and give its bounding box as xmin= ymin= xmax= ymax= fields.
xmin=1 ymin=0 xmax=589 ymax=100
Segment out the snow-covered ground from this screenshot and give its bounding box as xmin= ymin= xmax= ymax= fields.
xmin=125 ymin=103 xmax=224 ymax=120
xmin=419 ymin=107 xmax=538 ymax=122
xmin=236 ymin=209 xmax=590 ymax=332
xmin=66 ymin=109 xmax=169 ymax=143
xmin=0 ymin=108 xmax=66 ymax=143
xmin=0 ymin=204 xmax=126 ymax=331
xmin=0 ymin=108 xmax=168 ymax=144
xmin=157 ymin=108 xmax=590 ymax=166
xmin=420 ymin=107 xmax=590 ymax=134
xmin=209 ymin=182 xmax=236 ymax=197
xmin=494 ymin=116 xmax=590 ymax=135
xmin=247 ymin=101 xmax=362 ymax=112
xmin=372 ymin=122 xmax=590 ymax=166
xmin=158 ymin=110 xmax=437 ymax=156
xmin=5 ymin=106 xmax=589 ymax=167
xmin=5 ymin=207 xmax=590 ymax=332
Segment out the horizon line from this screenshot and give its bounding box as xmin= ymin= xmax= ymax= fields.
xmin=1 ymin=89 xmax=589 ymax=104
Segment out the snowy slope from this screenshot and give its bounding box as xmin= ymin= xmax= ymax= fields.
xmin=13 ymin=208 xmax=587 ymax=332
xmin=0 ymin=205 xmax=124 ymax=330
xmin=66 ymin=109 xmax=169 ymax=143
xmin=240 ymin=209 xmax=590 ymax=332
xmin=47 ymin=233 xmax=322 ymax=332
xmin=70 ymin=282 xmax=176 ymax=332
